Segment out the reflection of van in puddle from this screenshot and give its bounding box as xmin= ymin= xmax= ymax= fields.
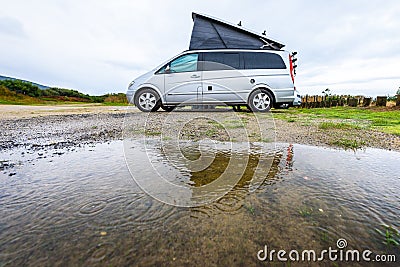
xmin=127 ymin=49 xmax=297 ymax=112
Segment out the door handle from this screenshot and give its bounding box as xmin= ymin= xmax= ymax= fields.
xmin=191 ymin=74 xmax=200 ymax=78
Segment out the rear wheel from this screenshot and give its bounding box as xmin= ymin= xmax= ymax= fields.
xmin=248 ymin=89 xmax=273 ymax=112
xmin=134 ymin=89 xmax=161 ymax=112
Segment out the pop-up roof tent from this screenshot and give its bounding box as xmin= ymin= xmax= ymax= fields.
xmin=189 ymin=13 xmax=285 ymax=51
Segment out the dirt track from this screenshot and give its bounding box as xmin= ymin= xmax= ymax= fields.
xmin=0 ymin=104 xmax=132 ymax=120
xmin=0 ymin=104 xmax=399 ymax=152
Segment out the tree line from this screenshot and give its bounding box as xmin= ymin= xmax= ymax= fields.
xmin=0 ymin=79 xmax=126 ymax=103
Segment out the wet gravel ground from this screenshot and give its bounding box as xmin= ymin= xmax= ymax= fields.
xmin=1 ymin=107 xmax=399 ymax=178
xmin=0 ymin=108 xmax=399 ymax=153
xmin=0 ymin=113 xmax=125 ymax=150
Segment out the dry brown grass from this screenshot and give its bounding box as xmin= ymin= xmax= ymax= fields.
xmin=0 ymin=85 xmax=44 ymax=104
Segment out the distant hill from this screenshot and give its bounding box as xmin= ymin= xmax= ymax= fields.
xmin=0 ymin=75 xmax=49 ymax=90
xmin=0 ymin=77 xmax=128 ymax=105
xmin=0 ymin=84 xmax=44 ymax=104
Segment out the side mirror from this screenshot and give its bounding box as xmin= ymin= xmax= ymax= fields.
xmin=165 ymin=65 xmax=171 ymax=74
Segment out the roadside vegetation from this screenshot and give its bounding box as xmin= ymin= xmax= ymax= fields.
xmin=271 ymin=106 xmax=399 ymax=150
xmin=273 ymin=106 xmax=400 ymax=136
xmin=0 ymin=79 xmax=127 ymax=105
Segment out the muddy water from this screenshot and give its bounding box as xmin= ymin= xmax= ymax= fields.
xmin=1 ymin=141 xmax=399 ymax=266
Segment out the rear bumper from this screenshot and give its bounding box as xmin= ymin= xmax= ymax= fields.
xmin=274 ymin=87 xmax=296 ymax=104
xmin=292 ymin=100 xmax=302 ymax=106
xmin=275 ymin=95 xmax=295 ymax=104
xmin=292 ymin=93 xmax=302 ymax=106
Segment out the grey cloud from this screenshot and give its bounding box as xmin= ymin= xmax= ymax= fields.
xmin=0 ymin=16 xmax=27 ymax=38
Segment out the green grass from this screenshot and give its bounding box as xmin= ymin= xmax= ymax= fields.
xmin=273 ymin=107 xmax=400 ymax=136
xmin=207 ymin=120 xmax=224 ymax=129
xmin=0 ymin=98 xmax=90 ymax=105
xmin=318 ymin=122 xmax=361 ymax=130
xmin=375 ymin=225 xmax=400 ymax=246
xmin=245 ymin=204 xmax=256 ymax=215
xmin=205 ymin=129 xmax=218 ymax=137
xmin=298 ymin=207 xmax=313 ymax=217
xmin=258 ymin=137 xmax=273 ymax=143
xmin=0 ymin=99 xmax=40 ymax=105
xmin=330 ymin=138 xmax=366 ymax=150
xmin=223 ymin=119 xmax=245 ymax=129
xmin=102 ymin=102 xmax=129 ymax=106
xmin=145 ymin=130 xmax=161 ymax=136
xmin=321 ymin=231 xmax=330 ymax=243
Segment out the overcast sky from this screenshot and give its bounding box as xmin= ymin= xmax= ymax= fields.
xmin=1 ymin=0 xmax=399 ymax=96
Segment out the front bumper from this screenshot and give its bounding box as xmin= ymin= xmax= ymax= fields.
xmin=126 ymin=91 xmax=134 ymax=104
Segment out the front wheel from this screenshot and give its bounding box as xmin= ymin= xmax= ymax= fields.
xmin=134 ymin=89 xmax=161 ymax=112
xmin=248 ymin=89 xmax=273 ymax=112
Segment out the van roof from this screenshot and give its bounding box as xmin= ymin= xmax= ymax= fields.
xmin=189 ymin=13 xmax=285 ymax=51
xmin=180 ymin=49 xmax=288 ymax=55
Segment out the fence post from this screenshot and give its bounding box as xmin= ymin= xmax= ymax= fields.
xmin=396 ymin=95 xmax=400 ymax=106
xmin=348 ymin=98 xmax=358 ymax=107
xmin=363 ymin=97 xmax=372 ymax=107
xmin=339 ymin=96 xmax=344 ymax=106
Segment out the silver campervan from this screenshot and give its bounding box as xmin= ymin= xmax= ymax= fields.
xmin=127 ymin=49 xmax=297 ymax=112
xmin=126 ymin=13 xmax=298 ymax=112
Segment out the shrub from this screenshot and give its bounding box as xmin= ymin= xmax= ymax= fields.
xmin=0 ymin=79 xmax=42 ymax=97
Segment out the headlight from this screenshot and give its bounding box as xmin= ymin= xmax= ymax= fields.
xmin=128 ymin=81 xmax=135 ymax=88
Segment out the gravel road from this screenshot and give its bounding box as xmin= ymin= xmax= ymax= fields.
xmin=0 ymin=104 xmax=399 ymax=152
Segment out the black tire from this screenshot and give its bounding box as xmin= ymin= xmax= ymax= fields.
xmin=161 ymin=105 xmax=175 ymax=112
xmin=248 ymin=89 xmax=273 ymax=112
xmin=134 ymin=88 xmax=161 ymax=112
xmin=281 ymin=104 xmax=290 ymax=109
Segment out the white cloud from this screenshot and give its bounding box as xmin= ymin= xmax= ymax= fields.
xmin=0 ymin=0 xmax=399 ymax=96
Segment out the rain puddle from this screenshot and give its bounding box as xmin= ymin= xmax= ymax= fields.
xmin=0 ymin=140 xmax=399 ymax=266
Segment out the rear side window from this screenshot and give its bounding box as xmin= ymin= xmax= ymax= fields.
xmin=243 ymin=52 xmax=286 ymax=69
xmin=202 ymin=52 xmax=240 ymax=71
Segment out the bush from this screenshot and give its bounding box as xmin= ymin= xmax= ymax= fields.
xmin=0 ymin=79 xmax=42 ymax=97
xmin=103 ymin=93 xmax=127 ymax=103
xmin=0 ymin=79 xmax=126 ymax=104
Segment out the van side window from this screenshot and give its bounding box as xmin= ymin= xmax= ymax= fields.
xmin=202 ymin=52 xmax=240 ymax=71
xmin=243 ymin=52 xmax=286 ymax=69
xmin=169 ymin=54 xmax=199 ymax=73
